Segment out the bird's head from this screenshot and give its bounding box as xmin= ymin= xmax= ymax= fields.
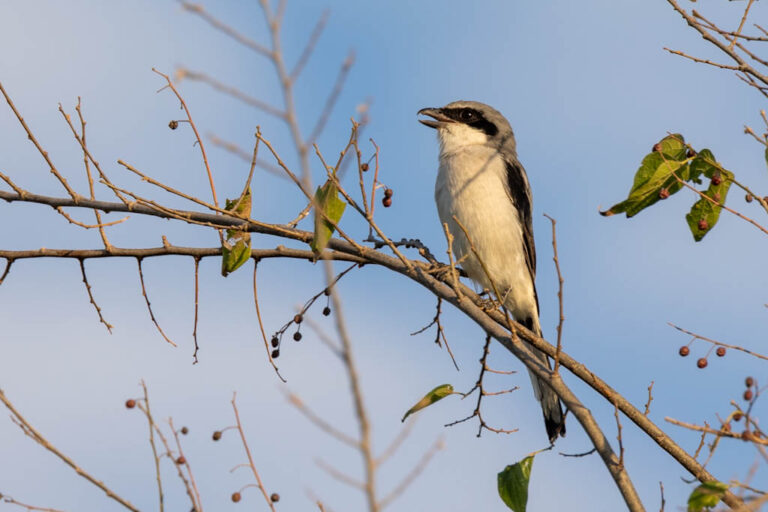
xmin=417 ymin=100 xmax=516 ymax=155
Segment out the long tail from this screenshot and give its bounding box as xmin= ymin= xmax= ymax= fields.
xmin=527 ymin=332 xmax=566 ymax=443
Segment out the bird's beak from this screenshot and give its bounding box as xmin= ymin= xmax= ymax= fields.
xmin=417 ymin=107 xmax=453 ymax=129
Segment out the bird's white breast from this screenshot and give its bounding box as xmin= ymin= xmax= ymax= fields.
xmin=434 ymin=144 xmax=536 ymax=319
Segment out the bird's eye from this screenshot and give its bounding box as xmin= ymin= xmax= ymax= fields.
xmin=460 ymin=110 xmax=475 ymax=122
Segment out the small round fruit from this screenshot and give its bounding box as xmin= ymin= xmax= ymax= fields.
xmin=686 ymin=148 xmax=696 ymax=158
xmin=659 ymin=188 xmax=670 ymax=200
xmin=181 ymin=426 xmax=189 ymax=435
xmin=742 ymin=430 xmax=753 ymax=442
xmin=746 ymin=194 xmax=754 ymax=203
xmin=176 ymin=455 xmax=186 ymax=465
xmin=232 ymin=492 xmax=241 ymax=503
xmin=270 ymin=493 xmax=280 ymax=503
xmin=271 ymin=336 xmax=279 ymax=348
xmin=696 ymin=357 xmax=708 ymax=369
xmin=125 ymin=399 xmax=136 ymax=409
xmin=361 ymin=163 xmax=369 ymax=172
xmin=293 ymin=314 xmax=303 ymax=324
xmin=744 ymin=389 xmax=754 ymax=401
xmin=384 ymin=188 xmax=393 ymax=198
xmin=697 ymin=219 xmax=708 ymax=231
xmin=322 ymin=306 xmax=331 ymax=316
xmin=271 ymin=349 xmax=280 ymax=359
xmin=212 ymin=430 xmax=222 ymax=441
xmin=711 ymin=174 xmax=722 ymax=186
xmin=168 ymin=120 xmax=179 ymax=130
xmin=733 ymin=412 xmax=743 ymax=422
xmin=293 ymin=331 xmax=302 ymax=342
xmin=679 ymin=346 xmax=690 ymax=357
xmin=382 ymin=197 xmax=392 ymax=208
xmin=716 ymin=347 xmax=726 ymax=357
xmin=746 ymin=376 xmax=754 ymax=387
xmin=652 ymin=143 xmax=662 ymax=152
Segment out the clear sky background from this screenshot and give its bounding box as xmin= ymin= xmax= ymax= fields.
xmin=0 ymin=1 xmax=766 ymax=511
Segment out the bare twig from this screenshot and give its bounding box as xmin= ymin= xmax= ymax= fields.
xmin=139 ymin=381 xmax=165 ymax=512
xmin=231 ymin=393 xmax=277 ymax=512
xmin=0 ymin=389 xmax=139 ymax=511
xmin=543 ymin=214 xmax=565 ymax=374
xmin=78 ymin=259 xmax=113 ymax=333
xmin=136 ymin=258 xmax=177 ymax=347
xmin=645 ymin=381 xmax=654 ymax=416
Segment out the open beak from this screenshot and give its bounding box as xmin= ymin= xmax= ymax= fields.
xmin=418 ymin=107 xmax=453 ymax=129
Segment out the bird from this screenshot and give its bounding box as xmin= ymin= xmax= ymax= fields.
xmin=418 ymin=100 xmax=565 ymax=443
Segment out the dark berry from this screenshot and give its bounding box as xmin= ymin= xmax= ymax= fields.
xmin=697 ymin=357 xmax=708 ymax=369
xmin=324 ymin=288 xmax=331 ymax=296
xmin=181 ymin=426 xmax=189 ymax=435
xmin=716 ymin=347 xmax=726 ymax=357
xmin=742 ymin=430 xmax=753 ymax=442
xmin=125 ymin=399 xmax=136 ymax=409
xmin=744 ymin=389 xmax=754 ymax=401
xmin=686 ymin=148 xmax=696 ymax=158
xmin=322 ymin=306 xmax=331 ymax=316
xmin=270 ymin=493 xmax=280 ymax=503
xmin=679 ymin=346 xmax=690 ymax=357
xmin=169 ymin=120 xmax=179 ymax=130
xmin=176 ymin=455 xmax=186 ymax=465
xmin=212 ymin=430 xmax=222 ymax=441
xmin=231 ymin=492 xmax=241 ymax=503
xmin=361 ymin=163 xmax=369 ymax=172
xmin=271 ymin=336 xmax=279 ymax=348
xmin=271 ymin=349 xmax=280 ymax=359
xmin=697 ymin=219 xmax=708 ymax=231
xmin=746 ymin=376 xmax=755 ymax=387
xmin=733 ymin=412 xmax=743 ymax=422
xmin=382 ymin=197 xmax=392 ymax=208
xmin=384 ymin=188 xmax=393 ymax=198
xmin=652 ymin=143 xmax=662 ymax=152
xmin=746 ymin=194 xmax=754 ymax=203
xmin=293 ymin=331 xmax=302 ymax=342
xmin=659 ymin=188 xmax=670 ymax=200
xmin=711 ymin=174 xmax=722 ymax=186
xmin=293 ymin=314 xmax=303 ymax=324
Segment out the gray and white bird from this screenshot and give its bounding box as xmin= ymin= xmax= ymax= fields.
xmin=418 ymin=100 xmax=565 ymax=443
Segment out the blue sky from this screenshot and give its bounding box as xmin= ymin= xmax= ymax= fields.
xmin=1 ymin=1 xmax=766 ymax=511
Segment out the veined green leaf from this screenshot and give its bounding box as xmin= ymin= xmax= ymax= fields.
xmin=310 ymin=180 xmax=347 ymax=253
xmin=687 ymin=480 xmax=728 ymax=512
xmin=498 ymin=456 xmax=535 ymax=512
xmin=221 ymin=188 xmax=252 ymax=276
xmin=401 ymin=384 xmax=454 ymax=422
xmin=685 ymin=155 xmax=733 ymax=242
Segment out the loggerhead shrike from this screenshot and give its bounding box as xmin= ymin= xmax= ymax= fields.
xmin=418 ymin=101 xmax=565 ymax=443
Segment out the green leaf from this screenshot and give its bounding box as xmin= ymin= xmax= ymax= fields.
xmin=498 ymin=456 xmax=534 ymax=512
xmin=310 ymin=180 xmax=347 ymax=253
xmin=687 ymin=480 xmax=728 ymax=511
xmin=401 ymin=384 xmax=454 ymax=422
xmin=221 ymin=189 xmax=252 ymax=277
xmin=685 ymin=154 xmax=733 ymax=241
xmin=601 ymin=153 xmax=687 ymax=218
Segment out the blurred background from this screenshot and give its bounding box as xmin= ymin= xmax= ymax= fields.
xmin=0 ymin=1 xmax=766 ymax=510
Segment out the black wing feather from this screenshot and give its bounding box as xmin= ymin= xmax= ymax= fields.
xmin=505 ymin=159 xmax=538 ymax=314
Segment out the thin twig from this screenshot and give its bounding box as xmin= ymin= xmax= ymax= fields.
xmin=136 ymin=258 xmax=177 ymax=347
xmin=231 ymin=393 xmax=277 ymax=512
xmin=140 ymin=381 xmax=165 ymax=512
xmin=0 ymin=389 xmax=139 ymax=511
xmin=78 ymin=259 xmax=113 ymax=333
xmin=543 ymin=214 xmax=565 ymax=374
xmin=644 ymin=381 xmax=654 ymax=416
